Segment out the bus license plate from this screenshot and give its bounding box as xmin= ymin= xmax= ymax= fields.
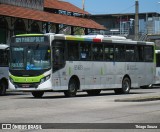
xmin=22 ymin=84 xmax=30 ymax=88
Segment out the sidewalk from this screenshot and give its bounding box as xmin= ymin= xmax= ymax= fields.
xmin=115 ymin=91 xmax=160 ymax=102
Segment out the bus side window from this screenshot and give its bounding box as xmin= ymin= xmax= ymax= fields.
xmin=115 ymin=45 xmax=125 ymax=62
xmin=144 ymin=46 xmax=153 ymax=62
xmin=0 ymin=49 xmax=3 ymax=66
xmin=92 ymin=43 xmax=103 ymax=61
xmin=156 ymin=53 xmax=160 ymax=67
xmin=137 ymin=46 xmax=144 ymax=62
xmin=52 ymin=41 xmax=65 ymax=72
xmin=125 ymin=45 xmax=136 ymax=62
xmin=0 ymin=49 xmax=8 ymax=67
xmin=67 ymin=41 xmax=79 ymax=61
xmin=104 ymin=45 xmax=114 ymax=61
xmin=5 ymin=50 xmax=9 ymax=66
xmin=80 ymin=42 xmax=91 ymax=60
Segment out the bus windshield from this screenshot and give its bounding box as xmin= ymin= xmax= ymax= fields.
xmin=10 ymin=45 xmax=51 ymax=70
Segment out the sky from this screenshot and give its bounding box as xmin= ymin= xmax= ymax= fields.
xmin=63 ymin=0 xmax=160 ymax=14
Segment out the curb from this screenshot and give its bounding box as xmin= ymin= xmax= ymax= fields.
xmin=115 ymin=96 xmax=160 ymax=102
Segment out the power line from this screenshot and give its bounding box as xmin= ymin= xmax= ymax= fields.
xmin=118 ymin=4 xmax=135 ymax=14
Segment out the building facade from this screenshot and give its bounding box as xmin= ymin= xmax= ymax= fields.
xmin=0 ymin=0 xmax=105 ymax=44
xmin=91 ymin=12 xmax=160 ymax=41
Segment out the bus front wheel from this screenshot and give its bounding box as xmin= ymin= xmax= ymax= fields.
xmin=114 ymin=77 xmax=131 ymax=94
xmin=64 ymin=79 xmax=77 ymax=97
xmin=0 ymin=81 xmax=7 ymax=96
xmin=32 ymin=91 xmax=44 ymax=98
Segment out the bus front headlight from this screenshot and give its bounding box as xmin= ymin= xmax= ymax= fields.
xmin=40 ymin=75 xmax=50 ymax=84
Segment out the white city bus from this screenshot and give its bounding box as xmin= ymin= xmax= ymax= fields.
xmin=0 ymin=44 xmax=9 ymax=95
xmin=9 ymin=34 xmax=156 ymax=98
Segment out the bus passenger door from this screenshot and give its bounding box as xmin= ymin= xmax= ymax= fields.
xmin=125 ymin=45 xmax=137 ymax=87
xmin=79 ymin=42 xmax=93 ymax=89
xmin=103 ymin=45 xmax=115 ymax=88
xmin=136 ymin=46 xmax=155 ymax=86
xmin=52 ymin=41 xmax=66 ymax=90
xmin=143 ymin=46 xmax=155 ymax=85
xmin=136 ymin=46 xmax=146 ymax=87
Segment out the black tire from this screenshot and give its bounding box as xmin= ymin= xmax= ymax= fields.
xmin=64 ymin=79 xmax=77 ymax=97
xmin=114 ymin=77 xmax=131 ymax=94
xmin=86 ymin=90 xmax=101 ymax=96
xmin=0 ymin=81 xmax=7 ymax=96
xmin=32 ymin=91 xmax=44 ymax=98
xmin=140 ymin=85 xmax=149 ymax=89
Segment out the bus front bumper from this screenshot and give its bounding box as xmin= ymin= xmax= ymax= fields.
xmin=9 ymin=79 xmax=53 ymax=92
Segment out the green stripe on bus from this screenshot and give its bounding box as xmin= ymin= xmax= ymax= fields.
xmin=66 ymin=36 xmax=85 ymax=41
xmin=10 ymin=74 xmax=45 ymax=83
xmin=16 ymin=34 xmax=43 ymax=37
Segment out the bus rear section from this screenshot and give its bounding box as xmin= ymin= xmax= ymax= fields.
xmin=0 ymin=44 xmax=9 ymax=95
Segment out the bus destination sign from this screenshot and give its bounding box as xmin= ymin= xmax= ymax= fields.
xmin=15 ymin=36 xmax=47 ymax=43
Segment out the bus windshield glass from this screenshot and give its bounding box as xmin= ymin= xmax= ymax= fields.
xmin=10 ymin=45 xmax=51 ymax=70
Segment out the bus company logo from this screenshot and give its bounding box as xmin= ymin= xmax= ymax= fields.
xmin=2 ymin=124 xmax=11 ymax=129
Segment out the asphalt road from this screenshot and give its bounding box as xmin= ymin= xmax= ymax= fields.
xmin=0 ymin=88 xmax=160 ymax=131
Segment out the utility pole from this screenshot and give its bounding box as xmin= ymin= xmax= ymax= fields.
xmin=135 ymin=0 xmax=139 ymax=40
xmin=82 ymin=0 xmax=85 ymax=11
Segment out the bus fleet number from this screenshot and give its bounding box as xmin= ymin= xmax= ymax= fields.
xmin=74 ymin=65 xmax=83 ymax=70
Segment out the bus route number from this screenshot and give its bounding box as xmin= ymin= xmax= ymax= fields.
xmin=74 ymin=65 xmax=83 ymax=70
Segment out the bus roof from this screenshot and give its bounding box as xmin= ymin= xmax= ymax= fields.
xmin=0 ymin=44 xmax=9 ymax=49
xmin=53 ymin=34 xmax=154 ymax=45
xmin=13 ymin=33 xmax=154 ymax=45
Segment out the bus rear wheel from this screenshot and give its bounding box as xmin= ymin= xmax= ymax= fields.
xmin=32 ymin=91 xmax=44 ymax=98
xmin=64 ymin=79 xmax=77 ymax=97
xmin=86 ymin=90 xmax=101 ymax=96
xmin=114 ymin=77 xmax=131 ymax=94
xmin=0 ymin=81 xmax=7 ymax=96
